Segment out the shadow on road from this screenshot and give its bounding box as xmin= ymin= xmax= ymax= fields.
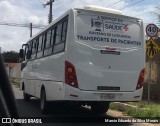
xmin=16 ymin=99 xmax=135 ymax=126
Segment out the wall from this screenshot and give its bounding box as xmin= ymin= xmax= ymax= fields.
xmin=5 ymin=63 xmax=21 ymax=78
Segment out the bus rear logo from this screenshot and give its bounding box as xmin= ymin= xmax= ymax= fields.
xmin=123 ymin=24 xmax=129 ymax=31
xmin=91 ymin=18 xmax=104 ymax=31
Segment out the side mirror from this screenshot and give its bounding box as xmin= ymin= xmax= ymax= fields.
xmin=19 ymin=49 xmax=24 ymax=58
xmin=26 ymin=50 xmax=32 ymax=59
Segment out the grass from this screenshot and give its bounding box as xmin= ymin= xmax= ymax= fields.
xmin=110 ymin=102 xmax=118 ymax=110
xmin=10 ymin=78 xmax=20 ymax=88
xmin=110 ymin=101 xmax=160 ymax=118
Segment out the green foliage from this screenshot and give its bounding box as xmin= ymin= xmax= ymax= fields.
xmin=110 ymin=102 xmax=160 ymax=118
xmin=125 ymin=106 xmax=160 ymax=118
xmin=109 ymin=102 xmax=118 ymax=110
xmin=10 ymin=78 xmax=20 ymax=88
xmin=2 ymin=51 xmax=19 ymax=63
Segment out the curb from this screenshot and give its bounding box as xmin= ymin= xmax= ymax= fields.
xmin=112 ymin=102 xmax=149 ymax=111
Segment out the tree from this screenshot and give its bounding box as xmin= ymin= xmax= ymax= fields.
xmin=152 ymin=7 xmax=160 ymax=18
xmin=152 ymin=7 xmax=160 ymax=29
xmin=2 ymin=51 xmax=19 ymax=63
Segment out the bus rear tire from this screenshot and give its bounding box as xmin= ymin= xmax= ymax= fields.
xmin=91 ymin=102 xmax=110 ymax=114
xmin=40 ymin=88 xmax=48 ymax=114
xmin=23 ymin=92 xmax=30 ymax=101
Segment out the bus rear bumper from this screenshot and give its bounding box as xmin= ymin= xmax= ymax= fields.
xmin=64 ymin=84 xmax=143 ymax=101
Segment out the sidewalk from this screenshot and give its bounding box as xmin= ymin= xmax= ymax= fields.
xmin=12 ymin=84 xmax=23 ymax=99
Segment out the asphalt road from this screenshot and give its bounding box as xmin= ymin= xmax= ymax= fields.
xmin=12 ymin=84 xmax=158 ymax=126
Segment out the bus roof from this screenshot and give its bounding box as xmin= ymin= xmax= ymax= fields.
xmin=27 ymin=6 xmax=133 ymax=43
xmin=83 ymin=5 xmax=123 ymax=15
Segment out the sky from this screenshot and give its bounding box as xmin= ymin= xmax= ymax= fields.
xmin=0 ymin=0 xmax=160 ymax=52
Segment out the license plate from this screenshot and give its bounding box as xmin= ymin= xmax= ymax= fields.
xmin=100 ymin=50 xmax=120 ymax=55
xmin=100 ymin=94 xmax=115 ymax=100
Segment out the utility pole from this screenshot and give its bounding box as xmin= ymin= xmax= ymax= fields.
xmin=30 ymin=23 xmax=32 ymax=37
xmin=43 ymin=0 xmax=55 ymax=24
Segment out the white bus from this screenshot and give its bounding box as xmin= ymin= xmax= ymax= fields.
xmin=19 ymin=5 xmax=145 ymax=114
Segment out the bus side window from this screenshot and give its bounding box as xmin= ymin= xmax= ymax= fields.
xmin=32 ymin=40 xmax=37 ymax=54
xmin=51 ymin=28 xmax=55 ymax=46
xmin=55 ymin=23 xmax=62 ymax=45
xmin=38 ymin=36 xmax=43 ymax=52
xmin=24 ymin=46 xmax=28 ymax=61
xmin=45 ymin=30 xmax=52 ymax=49
xmin=62 ymin=20 xmax=68 ymax=42
xmin=53 ymin=20 xmax=67 ymax=54
xmin=42 ymin=33 xmax=47 ymax=51
xmin=31 ymin=39 xmax=38 ymax=59
xmin=37 ymin=34 xmax=46 ymax=58
xmin=28 ymin=41 xmax=33 ymax=54
xmin=26 ymin=41 xmax=33 ymax=60
xmin=44 ymin=30 xmax=53 ymax=56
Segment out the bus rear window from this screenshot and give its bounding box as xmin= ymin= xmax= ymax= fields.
xmin=75 ymin=13 xmax=143 ymax=47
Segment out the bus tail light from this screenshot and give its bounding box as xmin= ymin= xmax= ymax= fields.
xmin=65 ymin=61 xmax=79 ymax=88
xmin=136 ymin=68 xmax=145 ymax=90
